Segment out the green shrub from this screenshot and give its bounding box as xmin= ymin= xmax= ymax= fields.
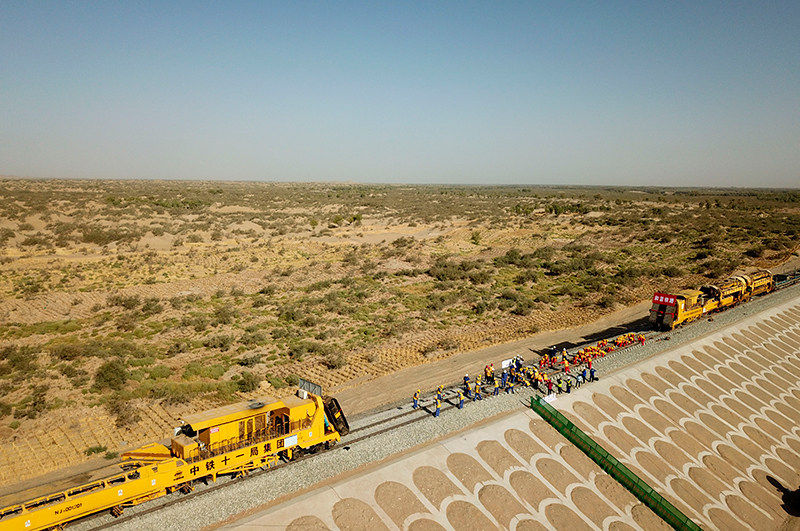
xmin=278 ymin=304 xmax=302 ymax=322
xmin=94 ymin=359 xmax=128 ymax=390
xmin=514 ymin=270 xmax=537 ymax=285
xmin=427 ymin=291 xmax=459 ymax=310
xmin=166 ymin=339 xmax=190 ymax=356
xmin=512 ymin=298 xmax=534 ymax=315
xmin=13 ymin=276 xmax=44 ymax=295
xmin=107 ymin=294 xmax=141 ymax=310
xmin=106 ymin=394 xmax=141 ymax=427
xmin=85 ymin=445 xmax=108 ymax=456
xmin=58 ymin=363 xmax=86 ymax=379
xmin=258 ymin=284 xmax=276 ymax=296
xmin=213 ymin=306 xmax=236 ymax=325
xmin=48 ymin=340 xmax=84 ymax=360
xmin=181 ymin=314 xmax=209 ymax=332
xmin=237 ymin=371 xmax=261 ymax=392
xmin=14 ymin=385 xmax=49 ymax=419
xmin=1 ymin=345 xmax=38 ymax=373
xmin=203 ymin=334 xmax=233 ymax=351
xmin=744 ymin=245 xmax=765 ymax=258
xmin=494 ymin=248 xmax=535 ymax=268
xmin=237 ymin=354 xmax=262 ymax=367
xmin=141 ymin=298 xmax=164 ymax=315
xmin=323 ymin=352 xmax=347 ymax=369
xmin=598 ymin=294 xmax=615 ymax=308
xmin=266 ymin=375 xmax=287 ymax=389
xmin=115 ymin=313 xmax=137 ymax=331
xmin=661 ymin=265 xmax=683 ymax=277
xmin=240 ymin=331 xmax=266 ymax=346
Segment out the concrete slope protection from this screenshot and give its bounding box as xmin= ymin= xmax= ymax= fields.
xmin=556 ymin=297 xmax=800 ymax=529
xmin=225 ymin=295 xmax=800 ymax=530
xmin=228 ymin=410 xmax=668 ymax=530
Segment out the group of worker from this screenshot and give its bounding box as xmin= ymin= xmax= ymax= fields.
xmin=414 ymin=350 xmax=599 ymax=417
xmin=416 ymin=384 xmax=471 ymax=417
xmin=538 ymin=333 xmax=646 ymax=375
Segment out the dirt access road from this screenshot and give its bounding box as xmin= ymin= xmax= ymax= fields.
xmin=336 ymin=300 xmax=651 ymax=417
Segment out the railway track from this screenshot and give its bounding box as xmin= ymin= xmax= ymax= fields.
xmin=79 ymin=330 xmax=662 ymax=530
xmin=56 ymin=269 xmax=800 ymax=529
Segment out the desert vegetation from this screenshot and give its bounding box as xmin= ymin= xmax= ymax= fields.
xmin=0 ymin=179 xmax=797 ymax=437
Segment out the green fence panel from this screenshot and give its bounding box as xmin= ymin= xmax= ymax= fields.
xmin=531 ymin=397 xmax=701 ymax=531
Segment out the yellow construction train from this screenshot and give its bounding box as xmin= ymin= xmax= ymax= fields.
xmin=0 ymin=382 xmax=349 ymax=530
xmin=649 ymin=269 xmax=774 ymax=330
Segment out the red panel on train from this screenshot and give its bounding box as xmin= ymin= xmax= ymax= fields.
xmin=652 ymin=293 xmax=676 ymax=306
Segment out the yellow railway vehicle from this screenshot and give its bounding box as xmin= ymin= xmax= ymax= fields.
xmin=0 ymin=382 xmax=349 ymax=531
xmin=748 ymin=269 xmax=775 ymax=295
xmin=650 ymin=270 xmax=775 ymax=330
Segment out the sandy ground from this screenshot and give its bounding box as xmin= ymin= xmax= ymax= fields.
xmin=0 ymin=300 xmax=647 ymax=493
xmin=223 ymin=291 xmax=800 ymax=530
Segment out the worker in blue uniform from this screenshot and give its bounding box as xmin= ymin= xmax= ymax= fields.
xmin=434 ymin=397 xmax=441 ymax=417
xmin=457 ymin=389 xmax=464 ymax=409
xmin=413 ymin=389 xmax=420 ymax=409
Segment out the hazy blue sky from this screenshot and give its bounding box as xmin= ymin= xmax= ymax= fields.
xmin=1 ymin=2 xmax=798 ymax=186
